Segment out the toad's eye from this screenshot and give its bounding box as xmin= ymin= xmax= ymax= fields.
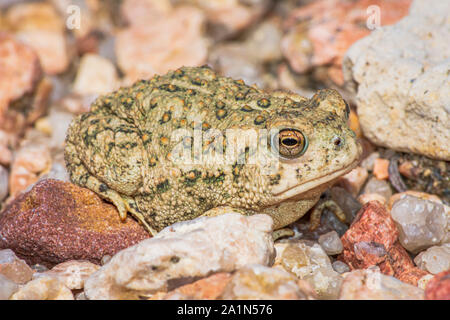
xmin=272 ymin=128 xmax=308 ymax=159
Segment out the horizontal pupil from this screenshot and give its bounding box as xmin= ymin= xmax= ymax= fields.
xmin=281 ymin=138 xmax=299 ymax=147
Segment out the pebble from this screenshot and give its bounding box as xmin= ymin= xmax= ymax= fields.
xmin=388 ymin=191 xmax=442 ymax=211
xmin=162 ymin=273 xmax=232 ymax=300
xmin=357 ymin=193 xmax=387 ymax=206
xmin=275 ymin=241 xmax=342 ymax=299
xmin=0 ymin=274 xmax=19 ymax=300
xmin=362 ymin=177 xmax=393 ymax=202
xmin=0 ymin=249 xmax=34 ymax=284
xmin=373 ymin=159 xmax=390 ymax=180
xmin=337 ymin=166 xmax=368 ymax=197
xmin=414 ymin=244 xmax=450 ymax=275
xmin=10 ymin=276 xmax=74 ymax=300
xmin=0 ymin=165 xmax=8 ymax=201
xmin=318 ymin=231 xmax=343 ymax=255
xmin=339 ymin=268 xmax=424 ymax=300
xmin=84 ymin=213 xmax=275 ymax=300
xmin=360 ymin=152 xmax=380 ymax=172
xmin=340 ymin=201 xmax=429 ymax=285
xmin=220 ymin=264 xmax=316 ymax=300
xmin=391 ymin=195 xmax=447 ymax=253
xmin=116 ymin=6 xmax=208 ymax=82
xmin=73 ymin=54 xmax=119 ymax=96
xmin=5 ymin=2 xmax=69 ymax=74
xmin=34 ymin=260 xmax=100 ymax=290
xmin=332 ymin=261 xmax=350 ymax=274
xmin=9 ymin=143 xmax=51 ymax=196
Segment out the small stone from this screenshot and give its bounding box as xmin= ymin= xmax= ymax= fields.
xmin=339 ymin=268 xmax=424 ymax=300
xmin=0 ymin=165 xmax=8 ymax=201
xmin=337 ymin=167 xmax=368 ymax=197
xmin=84 ymin=213 xmax=275 ymax=300
xmin=388 ymin=191 xmax=442 ymax=211
xmin=373 ymin=159 xmax=390 ymax=180
xmin=339 ymin=201 xmax=429 ymax=285
xmin=44 ymin=109 xmax=74 ymax=149
xmin=357 ymin=193 xmax=387 ymax=206
xmin=332 ymin=261 xmax=350 ymax=274
xmin=275 ymin=241 xmax=342 ymax=299
xmin=9 ymin=143 xmax=51 ymax=196
xmin=10 ymin=276 xmax=74 ymax=300
xmin=360 ymin=152 xmax=380 ymax=172
xmin=75 ymin=292 xmax=87 ymax=300
xmin=425 ymin=270 xmax=450 ymax=300
xmin=116 ymin=6 xmax=208 ymax=82
xmin=163 ymin=273 xmax=232 ymax=300
xmin=0 ymin=179 xmax=149 ymax=267
xmin=5 ymin=2 xmax=69 ymax=74
xmin=362 ymin=177 xmax=393 ymax=201
xmin=414 ymin=244 xmax=450 ymax=275
xmin=0 ymin=249 xmax=34 ymax=284
xmin=0 ymin=274 xmax=19 ymax=300
xmin=34 ymin=260 xmax=100 ymax=290
xmin=391 ymin=195 xmax=447 ymax=253
xmin=318 ymin=231 xmax=343 ymax=255
xmin=73 ymin=54 xmax=118 ymax=96
xmin=31 ymin=264 xmax=48 ymax=273
xmin=220 ymin=264 xmax=315 ymax=300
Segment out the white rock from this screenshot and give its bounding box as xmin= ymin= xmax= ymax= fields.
xmin=0 ymin=274 xmax=19 ymax=300
xmin=414 ymin=244 xmax=450 ymax=275
xmin=73 ymin=54 xmax=118 ymax=96
xmin=275 ymin=241 xmax=342 ymax=299
xmin=391 ymin=195 xmax=447 ymax=253
xmin=339 ymin=268 xmax=424 ymax=300
xmin=84 ymin=213 xmax=275 ymax=300
xmin=318 ymin=231 xmax=343 ymax=255
xmin=34 ymin=260 xmax=100 ymax=290
xmin=343 ymin=0 xmax=450 ymax=160
xmin=10 ymin=276 xmax=74 ymax=300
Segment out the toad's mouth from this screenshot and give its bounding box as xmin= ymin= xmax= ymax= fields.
xmin=272 ymin=157 xmax=360 ymax=202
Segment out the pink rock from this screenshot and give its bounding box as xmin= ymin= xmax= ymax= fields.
xmin=5 ymin=2 xmax=69 ymax=74
xmin=0 ymin=249 xmax=34 ymax=284
xmin=338 ymin=166 xmax=368 ymax=197
xmin=425 ymin=270 xmax=450 ymax=300
xmin=9 ymin=143 xmax=51 ymax=196
xmin=116 ymin=6 xmax=208 ymax=82
xmin=282 ymin=0 xmax=411 ymax=85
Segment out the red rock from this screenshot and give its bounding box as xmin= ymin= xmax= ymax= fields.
xmin=0 ymin=179 xmax=150 ymax=267
xmin=282 ymin=0 xmax=411 ymax=85
xmin=425 ymin=270 xmax=450 ymax=300
xmin=339 ymin=201 xmax=428 ymax=286
xmin=162 ymin=272 xmax=232 ymax=300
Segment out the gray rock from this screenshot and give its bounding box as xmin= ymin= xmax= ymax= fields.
xmin=343 ymin=0 xmax=450 ymax=160
xmin=414 ymin=244 xmax=450 ymax=274
xmin=362 ymin=177 xmax=392 ymax=201
xmin=84 ymin=213 xmax=275 ymax=300
xmin=391 ymin=195 xmax=448 ymax=253
xmin=318 ymin=231 xmax=343 ymax=255
xmin=332 ymin=261 xmax=350 ymax=274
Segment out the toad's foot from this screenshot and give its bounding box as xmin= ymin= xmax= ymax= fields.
xmin=309 ymin=199 xmax=346 ymax=231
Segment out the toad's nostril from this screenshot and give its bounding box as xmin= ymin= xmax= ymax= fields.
xmin=333 ymin=137 xmax=342 ymax=146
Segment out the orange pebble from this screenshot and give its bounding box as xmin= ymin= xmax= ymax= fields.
xmin=373 ymin=158 xmax=390 ymax=180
